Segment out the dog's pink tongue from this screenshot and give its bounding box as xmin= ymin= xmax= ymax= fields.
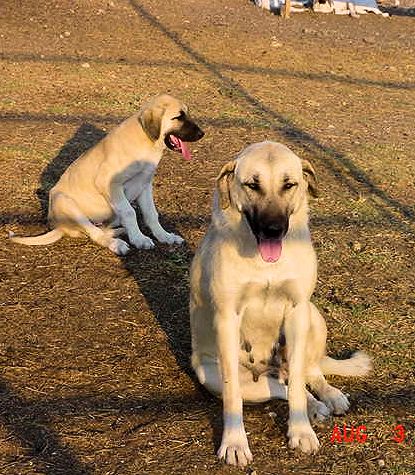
xmin=170 ymin=135 xmax=192 ymax=160
xmin=258 ymin=238 xmax=282 ymax=263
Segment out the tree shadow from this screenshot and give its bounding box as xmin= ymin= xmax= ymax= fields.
xmin=0 ymin=377 xmax=223 ymax=474
xmin=128 ymin=0 xmax=415 ymax=239
xmin=0 ymin=379 xmax=92 ymax=475
xmin=1 ymin=370 xmax=412 ymax=473
xmin=1 ymin=50 xmax=413 ymax=91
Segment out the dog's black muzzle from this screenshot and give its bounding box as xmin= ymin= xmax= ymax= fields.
xmin=165 ymin=119 xmax=204 ymax=149
xmin=244 ymin=208 xmax=289 ymax=242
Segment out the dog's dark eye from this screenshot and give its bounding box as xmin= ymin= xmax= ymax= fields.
xmin=244 ymin=182 xmax=260 ymax=191
xmin=283 ymin=182 xmax=297 ymax=191
xmin=172 ymin=111 xmax=186 ymax=121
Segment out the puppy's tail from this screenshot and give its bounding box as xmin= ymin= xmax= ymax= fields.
xmin=9 ymin=228 xmax=64 ymax=246
xmin=319 ymin=351 xmax=372 ymax=377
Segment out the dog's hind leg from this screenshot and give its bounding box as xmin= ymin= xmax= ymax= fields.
xmin=306 ymin=304 xmax=351 ymax=415
xmin=307 ymin=369 xmax=350 ymax=416
xmin=194 ymin=360 xmax=328 ymax=422
xmin=284 ymin=303 xmax=321 ymax=453
xmin=53 ymin=193 xmax=130 ymax=255
xmin=194 ymin=360 xmax=286 ymax=401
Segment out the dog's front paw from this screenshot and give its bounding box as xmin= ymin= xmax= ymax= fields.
xmin=217 ymin=429 xmax=253 ymax=467
xmin=156 ymin=232 xmax=185 ymax=245
xmin=109 ymin=238 xmax=130 ymax=255
xmin=130 ymin=235 xmax=155 ymax=249
xmin=288 ymin=422 xmax=320 ymax=454
xmin=321 ymin=387 xmax=350 ymax=415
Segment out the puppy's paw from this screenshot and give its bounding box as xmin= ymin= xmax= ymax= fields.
xmin=321 ymin=387 xmax=350 ymax=415
xmin=288 ymin=423 xmax=320 ymax=454
xmin=156 ymin=232 xmax=185 ymax=246
xmin=109 ymin=238 xmax=130 ymax=256
xmin=217 ymin=429 xmax=253 ymax=467
xmin=111 ymin=227 xmax=126 ymax=238
xmin=307 ymin=398 xmax=331 ymax=424
xmin=130 ymin=235 xmax=155 ymax=250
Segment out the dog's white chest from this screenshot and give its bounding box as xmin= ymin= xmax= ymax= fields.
xmin=238 ymin=278 xmax=289 ymax=368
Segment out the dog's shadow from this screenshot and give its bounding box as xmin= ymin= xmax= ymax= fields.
xmin=122 ymin=237 xmax=193 ymax=369
xmin=121 ymin=218 xmax=293 ymax=454
xmin=121 ymin=220 xmax=229 ymax=451
xmin=0 ymin=124 xmax=106 ymax=228
xmin=36 ymin=123 xmax=107 ymax=219
xmin=27 ymin=122 xmax=285 ymax=451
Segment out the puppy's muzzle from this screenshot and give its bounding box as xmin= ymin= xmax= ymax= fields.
xmin=165 ymin=119 xmax=204 ymax=150
xmin=178 ymin=119 xmax=205 ymax=142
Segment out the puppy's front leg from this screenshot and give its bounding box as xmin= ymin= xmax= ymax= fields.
xmin=110 ymin=186 xmax=154 ymax=249
xmin=285 ymin=302 xmax=320 ymax=454
xmin=216 ymin=310 xmax=253 ymax=467
xmin=137 ymin=184 xmax=184 ymax=245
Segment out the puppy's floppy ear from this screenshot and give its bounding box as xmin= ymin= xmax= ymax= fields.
xmin=301 ymin=159 xmax=318 ymax=198
xmin=216 ymin=160 xmax=237 ymax=210
xmin=139 ymin=105 xmax=164 ymax=141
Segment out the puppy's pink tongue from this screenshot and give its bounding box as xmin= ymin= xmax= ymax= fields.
xmin=170 ymin=135 xmax=192 ymax=160
xmin=258 ymin=238 xmax=282 ymax=263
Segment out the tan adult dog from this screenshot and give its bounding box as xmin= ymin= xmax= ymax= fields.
xmin=10 ymin=94 xmax=204 ymax=255
xmin=190 ymin=142 xmax=372 ymax=466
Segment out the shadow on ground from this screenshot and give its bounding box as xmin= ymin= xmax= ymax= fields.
xmin=1 ymin=371 xmax=413 ymax=474
xmin=36 ymin=124 xmax=107 ymax=219
xmin=0 ymin=123 xmax=106 ymax=230
xmin=0 ymin=378 xmax=218 ymax=475
xmin=128 ymin=0 xmax=415 ymax=236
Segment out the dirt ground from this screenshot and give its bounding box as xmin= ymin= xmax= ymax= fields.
xmin=1 ymin=1 xmax=414 ymax=474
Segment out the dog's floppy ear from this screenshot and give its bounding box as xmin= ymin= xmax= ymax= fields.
xmin=301 ymin=159 xmax=318 ymax=198
xmin=139 ymin=105 xmax=164 ymax=142
xmin=216 ymin=160 xmax=237 ymax=210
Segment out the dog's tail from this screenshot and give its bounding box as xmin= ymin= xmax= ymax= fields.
xmin=9 ymin=228 xmax=64 ymax=246
xmin=319 ymin=351 xmax=372 ymax=377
